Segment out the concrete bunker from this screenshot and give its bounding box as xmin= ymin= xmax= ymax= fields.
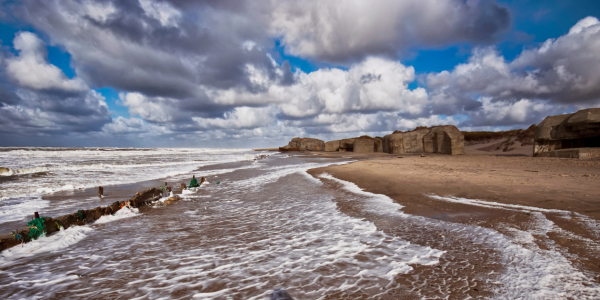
xmin=534 ymin=108 xmax=600 ymax=158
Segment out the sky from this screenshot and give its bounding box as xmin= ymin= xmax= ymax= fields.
xmin=1 ymin=0 xmax=600 ymax=148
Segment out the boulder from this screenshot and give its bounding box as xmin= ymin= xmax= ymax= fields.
xmin=42 ymin=217 xmax=59 ymax=235
xmin=325 ymin=140 xmax=340 ymax=152
xmin=128 ymin=188 xmax=163 ymax=207
xmin=281 ymin=137 xmax=325 ymax=151
xmin=55 ymin=214 xmax=78 ymax=230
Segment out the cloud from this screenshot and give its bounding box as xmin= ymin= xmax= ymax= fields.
xmin=426 ymin=16 xmax=600 ymax=126
xmin=4 ymin=2 xmax=600 ymax=147
xmin=193 ymin=106 xmax=279 ymax=129
xmin=6 ymin=32 xmax=87 ymax=92
xmin=0 ymin=32 xmax=111 ymax=143
xmin=0 ymin=90 xmax=110 ymax=135
xmin=270 ymin=0 xmax=510 ymax=63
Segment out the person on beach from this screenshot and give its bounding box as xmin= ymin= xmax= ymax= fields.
xmin=189 ymin=175 xmax=199 ymax=188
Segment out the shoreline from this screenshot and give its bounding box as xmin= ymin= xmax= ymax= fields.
xmin=308 ymin=152 xmax=600 ymax=285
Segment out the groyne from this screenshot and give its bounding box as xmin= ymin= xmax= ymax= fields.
xmin=0 ymin=187 xmax=163 ymax=252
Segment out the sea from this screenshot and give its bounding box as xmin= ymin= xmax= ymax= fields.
xmin=0 ymin=147 xmax=599 ymax=299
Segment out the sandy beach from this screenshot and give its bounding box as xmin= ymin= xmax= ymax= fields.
xmin=308 ymin=151 xmax=600 ymax=293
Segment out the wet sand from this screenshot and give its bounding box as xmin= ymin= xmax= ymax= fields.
xmin=308 ymin=152 xmax=600 ymax=290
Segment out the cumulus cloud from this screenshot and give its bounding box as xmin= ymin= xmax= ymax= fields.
xmin=4 ymin=1 xmax=600 ymax=147
xmin=270 ymin=0 xmax=510 ymax=63
xmin=6 ymin=32 xmax=87 ymax=92
xmin=426 ymin=16 xmax=600 ymax=126
xmin=0 ymin=32 xmax=111 ymax=143
xmin=193 ymin=106 xmax=279 ymax=129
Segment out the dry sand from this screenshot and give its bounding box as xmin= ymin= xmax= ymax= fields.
xmin=308 ymin=151 xmax=600 ymax=292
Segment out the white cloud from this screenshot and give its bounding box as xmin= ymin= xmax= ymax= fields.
xmin=269 ymin=0 xmax=509 ymax=62
xmin=101 ymin=116 xmax=170 ymax=135
xmin=210 ymin=56 xmax=429 ymax=118
xmin=192 ymin=106 xmax=279 ymax=129
xmin=6 ymin=32 xmax=87 ymax=92
xmin=426 ymin=16 xmax=600 ymax=126
xmin=120 ymin=92 xmax=177 ymax=123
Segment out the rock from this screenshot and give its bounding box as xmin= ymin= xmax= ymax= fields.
xmin=110 ymin=201 xmax=121 ymax=213
xmin=271 ymin=288 xmax=294 ymax=300
xmin=0 ymin=167 xmax=9 ymax=175
xmin=353 ymin=139 xmax=375 ymax=153
xmin=128 ymin=188 xmax=163 ymax=207
xmin=84 ymin=207 xmax=103 ymax=223
xmin=42 ymin=217 xmax=59 ymax=235
xmin=325 ymin=140 xmax=340 ymax=152
xmin=165 ymin=196 xmax=181 ymax=205
xmin=534 ymin=108 xmax=600 ymax=157
xmin=281 ymin=137 xmax=325 ymax=151
xmin=55 ymin=214 xmax=77 ymax=230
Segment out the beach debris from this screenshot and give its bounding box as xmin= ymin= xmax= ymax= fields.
xmin=397 ymin=156 xmax=404 ymax=158
xmin=216 ymin=182 xmax=220 ymax=185
xmin=438 ymin=233 xmax=445 ymax=238
xmin=421 ymin=154 xmax=426 ymax=157
xmin=254 ymin=154 xmax=270 ymax=161
xmin=271 ymin=288 xmax=294 ymax=300
xmin=0 ymin=167 xmax=9 ymax=175
xmin=165 ymin=192 xmax=181 ymax=205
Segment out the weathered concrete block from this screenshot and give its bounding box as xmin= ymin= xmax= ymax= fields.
xmin=534 ymin=108 xmax=600 ymax=157
xmin=353 ymin=139 xmax=375 ymax=153
xmin=325 ymin=140 xmax=340 ymax=152
xmin=281 ymin=137 xmax=325 ymax=151
xmin=339 ymin=139 xmax=355 ymax=150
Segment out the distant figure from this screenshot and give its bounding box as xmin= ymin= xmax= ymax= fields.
xmin=189 ymin=175 xmax=199 ymax=188
xmin=271 ymin=288 xmax=293 ymax=300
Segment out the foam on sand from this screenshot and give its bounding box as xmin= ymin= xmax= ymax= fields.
xmin=0 ymin=226 xmax=93 ymax=266
xmin=428 ymin=194 xmax=600 ymax=299
xmin=318 ymin=173 xmax=600 ymax=298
